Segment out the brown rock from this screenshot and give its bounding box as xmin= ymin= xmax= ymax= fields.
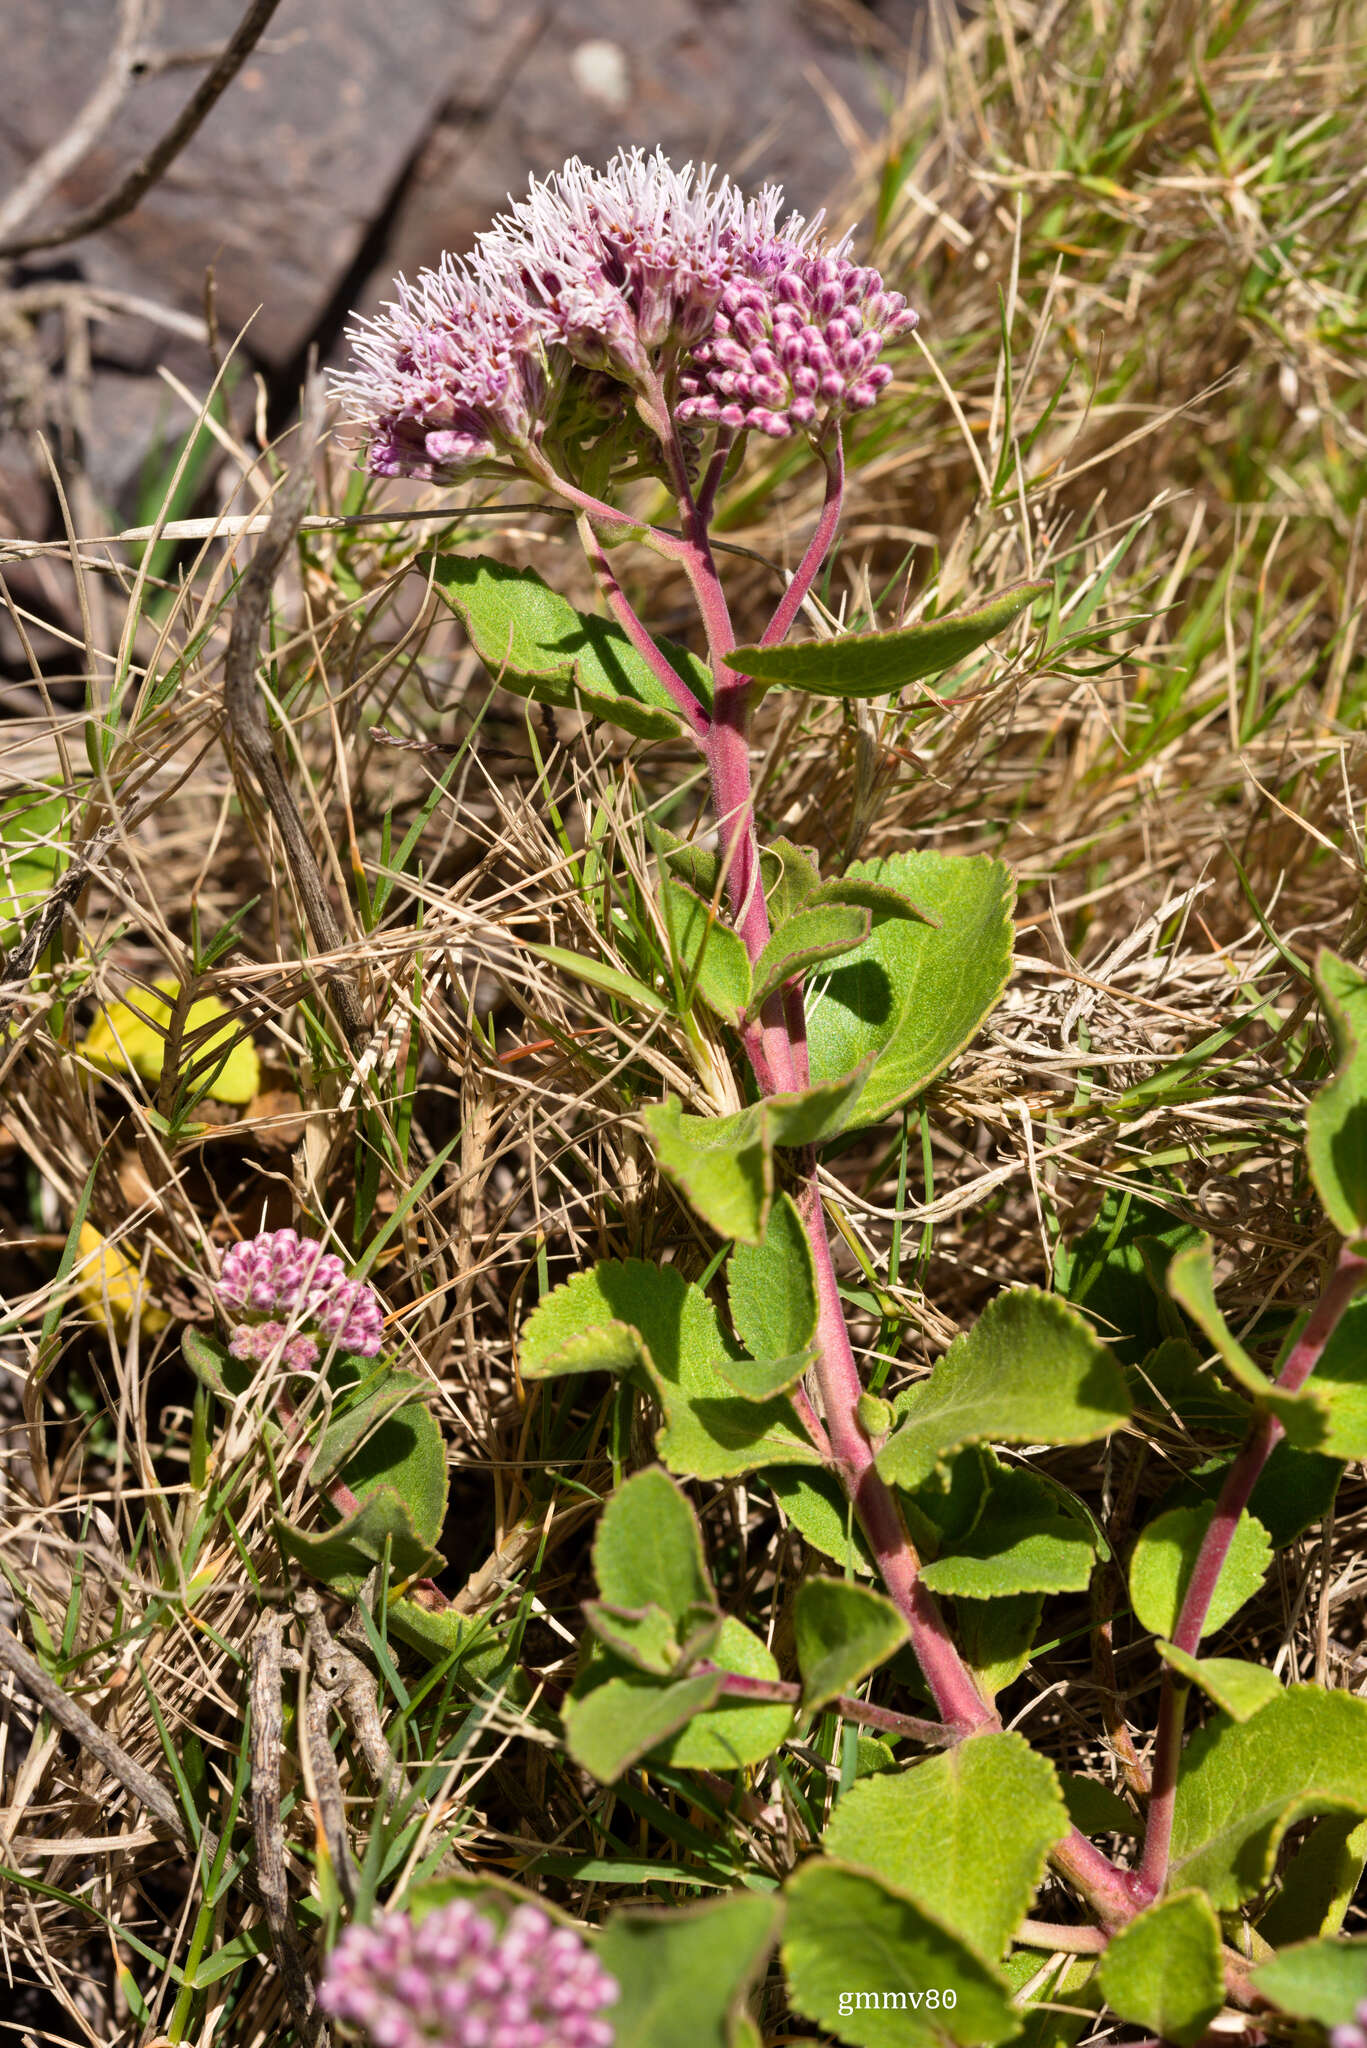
xmin=356 ymin=0 xmax=921 ymax=326
xmin=0 ymin=0 xmax=465 ymax=366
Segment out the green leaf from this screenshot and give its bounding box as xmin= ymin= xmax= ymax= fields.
xmin=336 ymin=1399 xmax=448 ymax=1545
xmin=276 ymin=1483 xmax=444 ymax=1591
xmin=1280 ymin=1297 xmax=1367 ymax=1461
xmin=1252 ymin=1937 xmax=1367 ymax=2028
xmin=526 ymin=942 xmax=667 ymax=1016
xmin=806 ymin=878 xmax=934 ymax=925
xmin=1258 ymin=1813 xmax=1367 ymax=1945
xmin=956 ymin=1595 xmax=1042 ymax=1701
xmin=0 ymin=787 xmax=68 ymax=951
xmin=1128 ymin=1502 xmax=1271 ymax=1639
xmin=1155 ymin=1642 xmax=1283 ymax=1721
xmin=583 ymin=1600 xmax=718 ymax=1677
xmin=918 ymin=1466 xmax=1098 ymax=1599
xmin=1001 ymin=1953 xmax=1100 ymax=2048
xmin=876 ymin=1289 xmax=1131 ymax=1492
xmin=564 ymin=1668 xmax=723 ymax=1781
xmin=1128 ymin=1337 xmax=1249 ymax=1436
xmin=767 ymin=1467 xmax=876 ymax=1575
xmin=821 ymin=1732 xmax=1069 ymax=1961
xmin=660 ymin=1614 xmax=795 ymax=1769
xmin=1306 ymin=949 xmax=1367 ymax=1236
xmin=519 ymin=1261 xmax=821 ymax=1478
xmin=806 ymin=852 xmax=1014 ymax=1133
xmin=428 ymin=553 xmax=712 ymax=738
xmin=647 ymin=1095 xmax=771 ymax=1244
xmin=717 ymin=1351 xmax=814 ymax=1400
xmin=795 ymin=1580 xmax=908 ymax=1711
xmin=1058 ymin=1186 xmax=1198 ymax=1367
xmin=644 ymin=1070 xmax=869 ymax=1244
xmin=279 ymin=1386 xmax=450 ymax=1593
xmin=597 ymin=1894 xmax=780 ymax=2048
xmin=1166 ymin=1236 xmax=1268 ymax=1394
xmin=1164 ymin=1438 xmax=1344 ymax=1548
xmin=660 ymin=877 xmax=753 ymax=1024
xmin=748 ymin=903 xmax=871 ymax=1015
xmin=1167 ymin=1236 xmax=1324 ymax=1432
xmin=385 ymin=1601 xmax=521 ymax=1693
xmin=592 ymin=1467 xmax=715 ymax=1625
xmin=1058 ymin=1774 xmax=1138 ymax=1838
xmin=1096 ymin=1891 xmax=1223 ymax=2047
xmin=728 ymin=1192 xmax=818 ymax=1361
xmin=654 ymin=826 xmax=724 ymax=902
xmin=310 ymin=1371 xmax=433 ymax=1485
xmin=782 ymin=1861 xmax=1021 ymax=2047
xmin=763 ymin=837 xmax=822 ymax=923
xmin=727 ymin=581 xmax=1049 ymax=698
xmin=181 ymin=1325 xmax=247 ymax=1399
xmin=1169 ymin=1685 xmax=1367 ymax=1905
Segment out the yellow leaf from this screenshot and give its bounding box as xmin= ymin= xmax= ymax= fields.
xmin=82 ymin=976 xmax=260 ymax=1105
xmin=76 ymin=1223 xmax=169 ymax=1336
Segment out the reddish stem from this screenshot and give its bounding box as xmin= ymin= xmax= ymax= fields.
xmin=576 ymin=514 xmax=710 ymax=739
xmin=760 ymin=429 xmax=845 ymax=649
xmin=668 ymin=431 xmax=996 ymax=1735
xmin=1015 ymin=1918 xmax=1108 ymax=1956
xmin=793 ymin=1167 xmax=996 ymax=1731
xmin=701 ymin=1666 xmax=966 ymax=1747
xmin=1135 ymin=1245 xmax=1367 ymax=1899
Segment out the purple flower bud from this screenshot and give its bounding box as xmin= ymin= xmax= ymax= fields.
xmin=676 ymin=222 xmax=915 ymax=438
xmin=217 ymin=1229 xmax=386 ymax=1364
xmin=318 ymin=1900 xmax=619 ymax=2048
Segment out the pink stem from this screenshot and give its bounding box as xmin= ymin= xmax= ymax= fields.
xmin=695 ymin=430 xmax=737 ymax=528
xmin=760 ymin=429 xmax=845 ymax=649
xmin=524 ymin=448 xmax=693 ymax=563
xmin=1135 ymin=1245 xmax=1367 ymax=1899
xmin=666 ymin=424 xmax=996 ymax=1734
xmin=576 ymin=515 xmax=710 ymax=740
xmin=1015 ymin=1918 xmax=1108 ymax=1956
xmin=701 ymin=1666 xmax=965 ymax=1746
xmin=640 ymin=396 xmax=1142 ymax=1917
xmin=793 ymin=1168 xmax=996 ymax=1731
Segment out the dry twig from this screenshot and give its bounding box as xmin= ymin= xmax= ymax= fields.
xmin=0 ymin=0 xmax=285 ymax=260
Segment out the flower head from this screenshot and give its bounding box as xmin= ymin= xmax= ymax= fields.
xmin=318 ymin=1898 xmax=618 ymax=2048
xmin=334 ymin=149 xmax=914 ymax=481
xmin=217 ymin=1228 xmax=385 ymax=1369
xmin=333 ymin=255 xmax=555 ymax=483
xmin=676 ymin=236 xmax=918 ymax=439
xmin=1331 ymin=2001 xmax=1367 ymax=2048
xmin=480 ymin=149 xmax=758 ymax=380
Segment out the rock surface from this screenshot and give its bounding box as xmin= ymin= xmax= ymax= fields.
xmin=0 ymin=0 xmax=921 ymax=529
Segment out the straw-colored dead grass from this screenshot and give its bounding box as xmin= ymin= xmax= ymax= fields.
xmin=1 ymin=0 xmax=1365 ymax=2037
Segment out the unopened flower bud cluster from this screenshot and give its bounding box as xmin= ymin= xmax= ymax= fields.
xmin=319 ymin=1899 xmax=618 ymax=2048
xmin=218 ymin=1228 xmax=385 ymax=1370
xmin=677 ymin=250 xmax=915 ymax=439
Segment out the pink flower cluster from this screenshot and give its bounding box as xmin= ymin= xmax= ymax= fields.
xmin=318 ymin=1899 xmax=618 ymax=2048
xmin=343 ymin=261 xmax=553 ymax=481
xmin=676 ymin=248 xmax=917 ymax=439
xmin=334 ymin=148 xmax=913 ymax=480
xmin=1332 ymin=2001 xmax=1367 ymax=2048
xmin=217 ymin=1228 xmax=385 ymax=1370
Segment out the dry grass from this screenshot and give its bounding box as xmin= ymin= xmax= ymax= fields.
xmin=1 ymin=0 xmax=1365 ymax=2039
